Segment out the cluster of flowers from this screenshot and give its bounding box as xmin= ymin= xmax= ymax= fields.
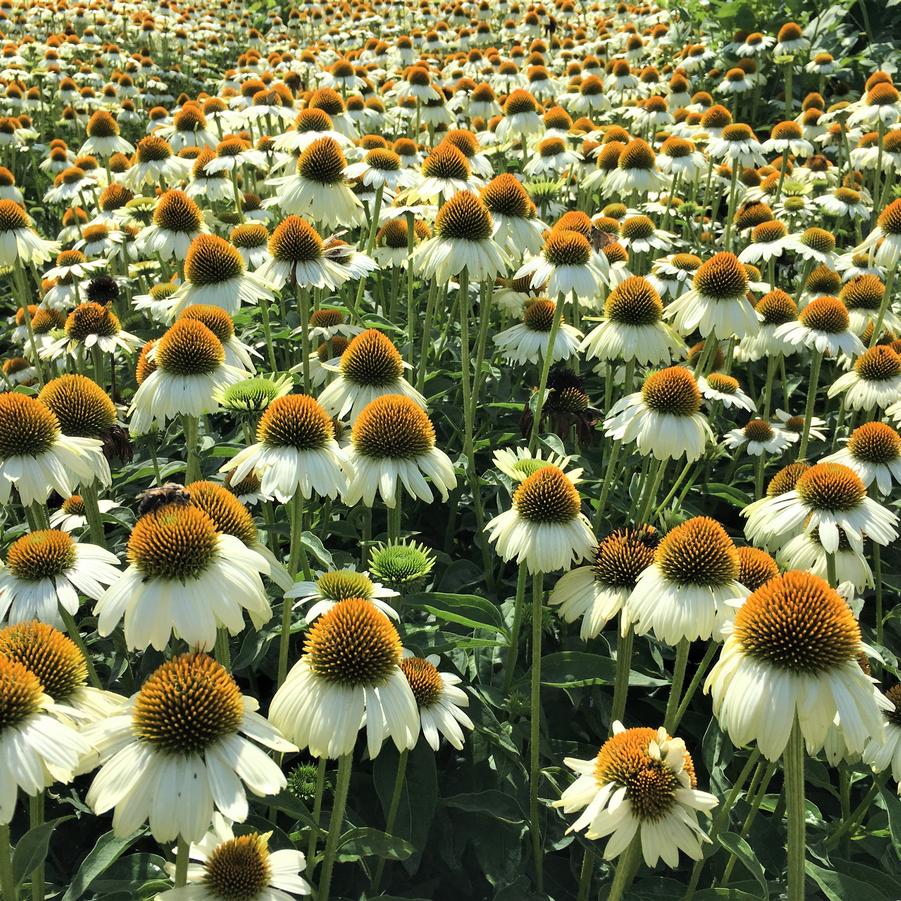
xmin=0 ymin=0 xmax=899 ymax=899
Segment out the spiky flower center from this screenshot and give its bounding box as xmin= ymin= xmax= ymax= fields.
xmin=736 ymin=546 xmax=779 ymax=592
xmin=154 ymin=190 xmax=203 ymax=233
xmin=135 ymin=135 xmax=172 ymax=163
xmin=593 ymin=525 xmax=659 ymax=587
xmin=435 ymin=191 xmax=493 ymax=241
xmin=618 ymin=138 xmax=656 ymax=170
xmin=128 ymin=504 xmax=219 ymax=580
xmin=799 ymin=227 xmax=836 ymax=254
xmin=855 ymin=345 xmax=901 ymax=381
xmin=706 ymin=372 xmax=739 ymax=394
xmin=735 ymin=571 xmax=859 ymax=673
xmin=298 ymin=136 xmax=347 ymax=184
xmin=655 ymin=516 xmax=738 ymax=586
xmin=513 ymin=465 xmax=581 ymax=524
xmin=421 ymin=143 xmax=470 ymax=180
xmin=799 ymin=296 xmax=849 ymax=333
xmin=544 ymin=229 xmax=591 ymax=267
xmin=352 ymin=394 xmax=435 ymax=459
xmin=203 ymin=833 xmax=272 ymax=901
xmin=368 ymin=540 xmax=434 ymax=588
xmin=767 ymin=461 xmax=810 ymax=496
xmin=884 ymin=684 xmax=901 ymax=728
xmin=877 ymin=199 xmax=901 ymax=235
xmin=400 ymin=657 xmax=443 ymax=708
xmin=257 ymin=394 xmax=332 ymax=450
xmin=693 ymin=252 xmax=748 ymax=299
xmin=0 ymin=394 xmax=59 ymax=458
xmin=187 ymin=481 xmax=257 ymax=546
xmin=7 ymin=529 xmax=76 ymax=581
xmin=605 ymin=276 xmax=662 ymax=325
xmin=305 ymin=598 xmax=402 ymax=687
xmin=744 ymin=419 xmax=775 ymax=442
xmin=840 ymin=275 xmax=884 ymax=311
xmin=756 ymin=289 xmax=797 ymax=324
xmin=0 ymin=621 xmax=86 ymax=701
xmin=231 ymin=223 xmax=268 ymax=249
xmin=184 ymin=234 xmax=245 ymax=286
xmin=0 ymin=657 xmax=43 ymax=731
xmin=523 ymin=299 xmax=556 ymax=332
xmin=66 ymin=302 xmax=120 ymax=341
xmin=316 ymin=570 xmax=375 ymax=602
xmin=38 ymin=373 xmax=116 ymax=437
xmin=481 ymin=173 xmax=536 ymax=218
xmin=132 ymin=652 xmax=243 ymax=754
xmin=156 ymin=320 xmax=224 ymax=376
xmin=796 ymin=463 xmax=866 ymax=511
xmin=269 ymin=215 xmax=323 ymax=263
xmin=642 ymin=367 xmax=701 ymax=416
xmin=594 ymin=727 xmax=694 ymax=821
xmin=847 ymin=422 xmax=901 ymax=464
xmin=340 ymin=329 xmax=403 ymax=387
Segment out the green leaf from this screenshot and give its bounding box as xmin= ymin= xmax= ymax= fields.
xmin=534 ymin=651 xmax=667 ymax=688
xmin=62 ymin=828 xmax=145 ymax=901
xmin=265 ymin=791 xmax=319 ymax=830
xmin=881 ymin=786 xmax=901 ymax=856
xmin=403 ymin=592 xmax=509 ymax=636
xmin=12 ymin=816 xmax=73 ymax=887
xmin=806 ymin=861 xmax=889 ymax=901
xmin=334 ymin=827 xmax=414 ymax=862
xmin=718 ymin=832 xmax=768 ymax=899
xmin=706 ymin=482 xmax=753 ymax=508
xmin=301 ymin=531 xmax=332 ymax=568
xmin=443 ymin=790 xmax=525 ymax=824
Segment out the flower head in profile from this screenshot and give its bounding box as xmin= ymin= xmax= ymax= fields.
xmin=554 ymin=722 xmax=717 ymax=867
xmin=343 ymin=394 xmax=456 ymax=508
xmin=86 ymin=652 xmax=294 ymax=841
xmin=287 ymin=568 xmax=398 ymax=622
xmin=550 ymin=525 xmax=659 ymax=640
xmin=400 ymin=653 xmax=473 ymax=750
xmin=270 ymin=598 xmax=419 ymax=759
xmin=515 ymin=227 xmax=608 ymax=301
xmin=0 ymin=199 xmax=60 ymax=266
xmin=626 ymin=517 xmax=747 ymax=644
xmin=775 ymin=295 xmax=864 ymax=359
xmin=605 ymin=366 xmax=713 ymax=462
xmin=484 ymin=464 xmax=596 ymax=573
xmin=822 ymin=422 xmax=901 ymax=496
xmin=706 ymin=571 xmax=887 ymax=760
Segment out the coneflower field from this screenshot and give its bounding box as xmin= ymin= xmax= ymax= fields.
xmin=0 ymin=0 xmax=900 ymax=898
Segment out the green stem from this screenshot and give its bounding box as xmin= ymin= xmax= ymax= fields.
xmin=79 ymin=481 xmax=107 ymax=548
xmin=214 ymin=627 xmax=231 ymax=669
xmin=635 ymin=457 xmax=666 ymax=524
xmin=504 ymin=566 xmax=529 ymax=692
xmin=529 ymin=571 xmax=545 ymax=892
xmin=796 ymin=350 xmax=823 ymax=460
xmin=416 ymin=281 xmax=439 ymax=393
xmin=721 ymin=759 xmax=776 ymax=885
xmin=607 ymin=834 xmax=641 ymax=901
xmin=278 ymin=493 xmax=312 ymax=686
xmin=306 ymin=757 xmax=327 ymax=876
xmin=825 ymin=552 xmax=837 ymax=588
xmin=182 ymin=414 xmax=201 ymax=483
xmin=29 ymin=792 xmax=44 ymax=901
xmin=824 ymin=771 xmax=889 ymax=848
xmin=258 ymin=293 xmax=278 ymax=371
xmin=576 ymin=844 xmax=595 ymax=901
xmin=174 ymin=837 xmax=190 ymax=887
xmin=296 ymin=283 xmax=312 ymax=393
xmin=58 ymin=605 xmax=101 ymax=688
xmin=528 ymin=294 xmax=566 ymax=452
xmin=318 ymin=753 xmax=352 ymax=901
xmin=671 ymin=641 xmax=718 ymax=731
xmin=593 ymin=439 xmax=622 ymax=531
xmin=663 ymin=638 xmax=691 ymax=731
xmin=784 ymin=718 xmax=806 ymax=901
xmin=610 ymin=620 xmax=634 ymax=727
xmin=370 ymin=749 xmax=409 ymax=893
xmin=873 ymin=543 xmax=884 ymax=647
xmin=0 ymin=824 xmax=16 ymax=901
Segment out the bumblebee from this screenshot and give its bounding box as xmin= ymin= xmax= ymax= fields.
xmin=137 ymin=482 xmax=191 ymax=516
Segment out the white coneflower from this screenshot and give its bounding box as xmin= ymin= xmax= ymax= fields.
xmin=605 ymin=366 xmax=714 ymax=462
xmin=555 ymin=723 xmax=717 ymax=867
xmin=318 ymin=328 xmax=425 ymax=423
xmin=0 ymin=199 xmax=60 ymax=266
xmin=581 ymin=275 xmax=686 ymax=366
xmin=647 ymin=252 xmax=702 ymax=300
xmin=165 ymin=234 xmax=275 ymax=319
xmin=697 ymin=372 xmax=756 ymax=411
xmin=266 ymin=136 xmax=364 ymax=229
xmin=665 ymin=252 xmax=758 ymax=339
xmin=287 ymin=568 xmax=398 ymax=622
xmin=706 ymin=571 xmax=886 ymax=761
xmin=135 ymin=189 xmax=208 ymax=261
xmin=158 ymin=814 xmax=310 ymax=900
xmin=344 ymin=146 xmax=414 ymax=192
xmin=270 ymin=598 xmax=419 ymax=759
xmin=50 ymin=494 xmax=118 ymax=532
xmin=0 ymin=527 xmax=119 ymax=627
xmin=484 ymin=464 xmax=596 ymax=574
xmin=492 ymin=446 xmax=579 ymax=483
xmin=550 ymin=525 xmax=659 ymax=640
xmin=128 ymin=320 xmax=243 ymax=435
xmin=828 ymin=345 xmax=901 ymax=411
xmin=761 ymin=120 xmax=814 ymax=158
xmin=414 ymin=190 xmax=508 ymax=282
xmin=0 ymin=656 xmax=89 ymax=824
xmin=657 ymin=136 xmax=707 ymax=181
xmin=43 ymin=248 xmax=105 ymax=283
xmin=118 ymin=135 xmax=192 ymax=190
xmin=86 ymin=652 xmax=293 ymax=841
xmin=862 ymin=684 xmax=901 ymax=790
xmin=80 ymin=110 xmax=134 ymax=157
xmin=404 ymin=142 xmax=479 ymax=204
xmin=400 ymin=653 xmax=473 ymax=750
xmin=840 ymin=275 xmax=900 ymax=338
xmin=774 ymin=294 xmax=864 ymax=358
xmin=516 ymin=227 xmax=608 ymax=301
xmin=627 ymin=517 xmax=747 ymax=644
xmin=822 ymin=422 xmax=901 ymax=495
xmin=816 ymin=186 xmax=871 ymax=222
xmin=255 ymin=215 xmax=348 ymax=291
xmin=742 ymin=461 xmax=898 ymax=553
xmin=777 ymin=529 xmax=873 ymax=592
xmin=736 ymin=289 xmax=799 ymax=361
xmin=774 ymin=408 xmax=828 ymax=443
xmin=786 ymin=225 xmax=838 ymax=268
xmin=95 ymin=502 xmax=275 ymax=651
xmin=605 ymin=138 xmax=668 ymax=195
xmin=178 ymin=305 xmax=257 ymax=373
xmin=857 ymin=198 xmax=901 ymax=269
xmin=0 ymin=393 xmax=109 ymax=507
xmin=480 ymin=173 xmax=546 ymax=256
xmin=738 ymin=220 xmax=793 ymax=265
xmin=724 ymin=418 xmax=794 ymax=456
xmin=343 ymin=394 xmax=456 ymax=508
xmin=40 ymin=301 xmax=140 ymax=361
xmin=493 ymin=298 xmax=582 ymax=364
xmin=221 ymin=394 xmax=352 ymax=503
xmin=495 ymin=89 xmax=545 ymax=143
